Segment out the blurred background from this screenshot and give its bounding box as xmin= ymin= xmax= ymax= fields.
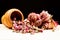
xmin=0 ymin=0 xmax=60 ymax=24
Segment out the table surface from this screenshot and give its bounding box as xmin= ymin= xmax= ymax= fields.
xmin=0 ymin=24 xmax=60 ymax=40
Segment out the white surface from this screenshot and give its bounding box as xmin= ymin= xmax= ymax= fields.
xmin=0 ymin=24 xmax=60 ymax=40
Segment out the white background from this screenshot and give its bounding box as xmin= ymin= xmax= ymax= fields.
xmin=0 ymin=24 xmax=60 ymax=40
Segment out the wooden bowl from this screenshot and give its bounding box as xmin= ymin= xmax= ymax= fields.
xmin=1 ymin=8 xmax=24 ymax=28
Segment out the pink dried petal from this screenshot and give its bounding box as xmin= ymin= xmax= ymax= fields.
xmin=25 ymin=29 xmax=29 ymax=33
xmin=25 ymin=27 xmax=29 ymax=30
xmin=18 ymin=25 xmax=22 ymax=29
xmin=14 ymin=25 xmax=22 ymax=30
xmin=13 ymin=21 xmax=16 ymax=24
xmin=13 ymin=23 xmax=17 ymax=27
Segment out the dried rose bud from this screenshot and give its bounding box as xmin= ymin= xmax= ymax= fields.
xmin=17 ymin=21 xmax=23 ymax=25
xmin=13 ymin=23 xmax=17 ymax=27
xmin=24 ymin=19 xmax=30 ymax=23
xmin=13 ymin=17 xmax=16 ymax=21
xmin=24 ymin=25 xmax=29 ymax=30
xmin=12 ymin=21 xmax=16 ymax=24
xmin=26 ymin=23 xmax=32 ymax=29
xmin=23 ymin=26 xmax=29 ymax=33
xmin=30 ymin=30 xmax=35 ymax=34
xmin=17 ymin=20 xmax=21 ymax=24
xmin=18 ymin=25 xmax=23 ymax=29
xmin=35 ymin=30 xmax=39 ymax=33
xmin=14 ymin=25 xmax=22 ymax=30
xmin=38 ymin=29 xmax=43 ymax=32
xmin=23 ymin=30 xmax=26 ymax=33
xmin=25 ymin=29 xmax=29 ymax=33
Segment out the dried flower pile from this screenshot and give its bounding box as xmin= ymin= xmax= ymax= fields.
xmin=12 ymin=10 xmax=58 ymax=34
